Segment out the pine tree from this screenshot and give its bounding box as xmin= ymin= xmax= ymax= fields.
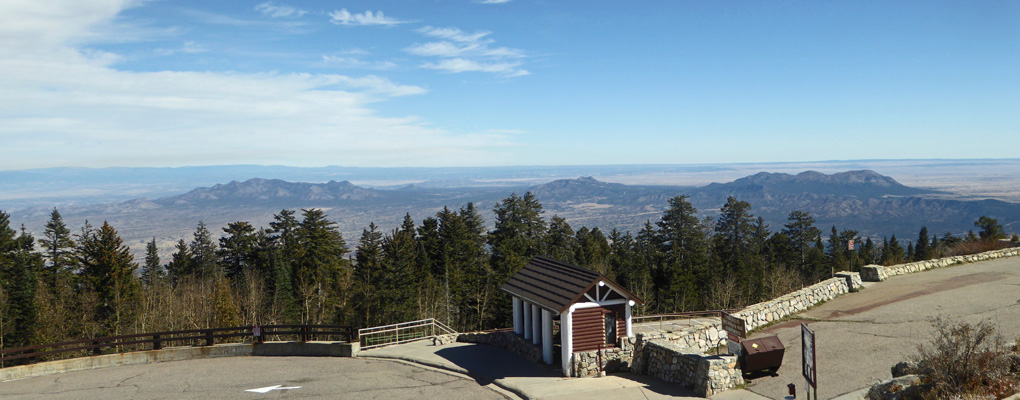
xmin=189 ymin=221 xmax=219 ymax=279
xmin=218 ymin=221 xmax=257 ymax=281
xmin=141 ymin=237 xmax=164 ymax=286
xmin=355 ymin=223 xmax=384 ymax=326
xmin=38 ymin=208 xmax=77 ymax=283
xmin=488 ymin=192 xmax=545 ymax=327
xmin=0 ymin=212 xmax=42 ymax=350
xmin=656 ymin=195 xmax=709 ymax=311
xmin=713 ymin=197 xmax=755 ymax=302
xmin=782 ymin=211 xmax=822 ymax=278
xmin=575 ymin=227 xmax=610 ymax=275
xmin=166 ymin=239 xmax=191 ymax=284
xmin=380 ymin=214 xmax=419 ymax=324
xmin=76 ymin=221 xmax=140 ymax=337
xmin=292 ymin=209 xmax=349 ymax=325
xmin=543 ymin=216 xmax=576 ymax=264
xmin=915 ymin=227 xmax=931 ymax=261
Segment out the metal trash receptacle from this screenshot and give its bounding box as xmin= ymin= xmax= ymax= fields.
xmin=740 ymin=336 xmax=785 ymax=373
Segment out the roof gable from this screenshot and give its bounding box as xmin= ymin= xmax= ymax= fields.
xmin=499 ymin=256 xmax=643 ymax=313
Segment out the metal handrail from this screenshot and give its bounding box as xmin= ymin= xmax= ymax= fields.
xmin=358 ymin=318 xmax=458 ymax=350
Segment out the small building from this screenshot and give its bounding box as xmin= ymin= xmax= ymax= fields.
xmin=499 ymin=256 xmax=643 ymax=376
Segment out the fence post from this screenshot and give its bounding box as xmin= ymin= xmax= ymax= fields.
xmin=301 ymin=326 xmax=309 ymax=342
xmin=92 ymin=339 xmax=102 ymax=356
xmin=153 ymin=334 xmax=162 ymax=350
xmin=204 ymin=329 xmax=214 ymax=346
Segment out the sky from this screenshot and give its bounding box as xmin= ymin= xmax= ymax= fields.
xmin=1 ymin=0 xmax=1018 ymax=170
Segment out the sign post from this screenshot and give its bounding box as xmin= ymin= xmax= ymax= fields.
xmin=721 ymin=312 xmax=746 ymax=355
xmin=801 ymin=323 xmax=817 ymax=400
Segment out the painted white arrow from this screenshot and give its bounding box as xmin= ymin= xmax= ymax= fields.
xmin=245 ymin=385 xmax=302 ymax=394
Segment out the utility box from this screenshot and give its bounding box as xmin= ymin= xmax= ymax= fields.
xmin=740 ymin=336 xmax=785 ymax=373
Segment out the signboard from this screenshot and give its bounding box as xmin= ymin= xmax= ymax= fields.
xmin=848 ymin=239 xmax=855 ymax=250
xmin=801 ymin=323 xmax=816 ymax=388
xmin=721 ymin=312 xmax=746 ymax=342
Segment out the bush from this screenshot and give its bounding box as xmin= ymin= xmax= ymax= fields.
xmin=911 ymin=317 xmax=1018 ymax=399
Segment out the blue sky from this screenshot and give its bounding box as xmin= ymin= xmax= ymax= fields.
xmin=1 ymin=1 xmax=1017 ymax=170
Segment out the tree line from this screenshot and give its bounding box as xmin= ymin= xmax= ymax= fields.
xmin=1 ymin=193 xmax=1015 ymax=357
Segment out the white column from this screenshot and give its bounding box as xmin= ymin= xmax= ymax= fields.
xmin=523 ymin=301 xmax=533 ymax=340
xmin=531 ymin=304 xmax=541 ymax=345
xmin=512 ymin=297 xmax=523 ymax=335
xmin=561 ymin=306 xmax=573 ymax=377
xmin=542 ymin=309 xmax=554 ymax=365
xmin=625 ymin=299 xmax=634 ymax=337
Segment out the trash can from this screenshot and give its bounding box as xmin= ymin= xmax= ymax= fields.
xmin=740 ymin=336 xmax=785 ymax=373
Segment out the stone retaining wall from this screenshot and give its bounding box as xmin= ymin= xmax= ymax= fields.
xmin=456 ymin=331 xmax=542 ymax=363
xmin=572 ymin=339 xmax=635 ymax=377
xmin=861 ymin=247 xmax=1020 ymax=282
xmin=639 ymin=339 xmax=742 ymax=397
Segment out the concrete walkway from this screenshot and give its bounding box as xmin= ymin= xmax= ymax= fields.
xmin=362 ymin=340 xmax=769 ymax=400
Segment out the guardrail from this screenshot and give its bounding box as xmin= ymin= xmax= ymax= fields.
xmin=358 ymin=318 xmax=457 ymax=350
xmin=632 ymin=309 xmax=740 ymax=329
xmin=0 ymin=324 xmax=353 ymax=367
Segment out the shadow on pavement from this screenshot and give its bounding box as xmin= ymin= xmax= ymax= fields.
xmin=434 ymin=345 xmax=560 ymax=385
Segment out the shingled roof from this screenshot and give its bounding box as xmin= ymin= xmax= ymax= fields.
xmin=499 ymin=256 xmax=642 ymax=314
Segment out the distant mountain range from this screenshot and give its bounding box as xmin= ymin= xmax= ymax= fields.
xmin=8 ymin=170 xmax=1020 ymax=257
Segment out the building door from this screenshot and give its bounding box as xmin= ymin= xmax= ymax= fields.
xmin=604 ymin=312 xmax=616 ymax=346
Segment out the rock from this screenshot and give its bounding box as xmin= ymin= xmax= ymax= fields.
xmin=890 ymin=361 xmax=918 ymax=378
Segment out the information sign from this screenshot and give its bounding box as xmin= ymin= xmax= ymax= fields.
xmin=721 ymin=312 xmax=746 ymax=342
xmin=802 ymin=323 xmax=816 ymax=388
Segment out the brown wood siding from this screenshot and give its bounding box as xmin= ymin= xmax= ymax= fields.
xmin=572 ymin=307 xmax=605 ymax=352
xmin=607 ymin=304 xmax=626 ymax=338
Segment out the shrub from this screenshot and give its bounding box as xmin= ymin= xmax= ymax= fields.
xmin=911 ymin=317 xmax=1018 ymax=399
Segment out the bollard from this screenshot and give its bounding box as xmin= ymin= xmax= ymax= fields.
xmin=788 ymin=383 xmax=796 ymax=398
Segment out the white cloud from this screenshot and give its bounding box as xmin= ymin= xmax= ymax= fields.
xmin=329 ymin=9 xmax=406 ymax=26
xmin=406 ymin=26 xmax=527 ymax=77
xmin=319 ymin=56 xmax=397 ymax=70
xmin=154 ymin=41 xmax=208 ymax=56
xmin=422 ymin=58 xmax=528 ymax=77
xmin=255 ymin=2 xmax=307 ymax=18
xmin=477 ymin=0 xmax=512 ymax=4
xmin=0 ymin=0 xmax=513 ymax=169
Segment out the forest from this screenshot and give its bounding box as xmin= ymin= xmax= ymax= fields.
xmin=0 ymin=192 xmax=1015 ymax=357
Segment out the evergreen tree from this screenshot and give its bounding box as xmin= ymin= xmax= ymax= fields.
xmin=354 ymin=223 xmax=384 ymax=327
xmin=915 ymin=227 xmax=931 ymax=261
xmin=782 ymin=211 xmax=822 ymax=278
xmin=141 ymin=237 xmax=164 ymax=286
xmin=975 ymin=216 xmax=1006 ymax=241
xmin=218 ymin=221 xmax=257 ymax=281
xmin=543 ymin=216 xmax=576 ymax=264
xmin=861 ymin=237 xmax=877 ymax=265
xmin=189 ymin=221 xmax=219 ymax=279
xmin=713 ymin=197 xmax=755 ymax=302
xmin=655 ymin=195 xmax=709 ymax=311
xmin=76 ymin=221 xmax=140 ymax=337
xmin=575 ymin=227 xmax=610 ymax=275
xmin=0 ymin=212 xmax=41 ymax=350
xmin=380 ymin=214 xmax=419 ymax=324
xmin=292 ymin=209 xmax=349 ymax=324
xmin=165 ymin=239 xmax=191 ymax=284
xmin=488 ymin=192 xmax=545 ymax=327
xmin=38 ymin=208 xmax=77 ymax=283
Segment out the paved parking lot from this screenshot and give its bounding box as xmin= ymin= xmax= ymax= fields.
xmin=743 ymin=256 xmax=1020 ymax=399
xmin=0 ymin=356 xmax=509 ymax=400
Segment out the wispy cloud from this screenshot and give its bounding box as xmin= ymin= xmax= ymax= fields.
xmin=318 ymin=55 xmax=397 ymax=70
xmin=477 ymin=0 xmax=512 ymax=4
xmin=154 ymin=41 xmax=208 ymax=56
xmin=422 ymin=59 xmax=527 ymax=77
xmin=255 ymin=2 xmax=307 ymax=18
xmin=329 ymin=9 xmax=406 ymax=26
xmin=0 ymin=0 xmax=512 ymax=169
xmin=406 ymin=26 xmax=527 ymax=77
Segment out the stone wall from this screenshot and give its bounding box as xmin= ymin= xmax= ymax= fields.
xmin=735 ymin=276 xmax=851 ymax=332
xmin=639 ymin=339 xmax=742 ymax=397
xmin=572 ymin=338 xmax=635 ymax=377
xmin=861 ymin=247 xmax=1020 ymax=282
xmin=456 ymin=331 xmax=542 ymax=363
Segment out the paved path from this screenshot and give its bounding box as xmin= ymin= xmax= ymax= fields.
xmin=0 ymin=356 xmax=509 ymax=400
xmin=363 ymin=339 xmax=768 ymax=400
xmin=743 ymin=255 xmax=1020 ymax=399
